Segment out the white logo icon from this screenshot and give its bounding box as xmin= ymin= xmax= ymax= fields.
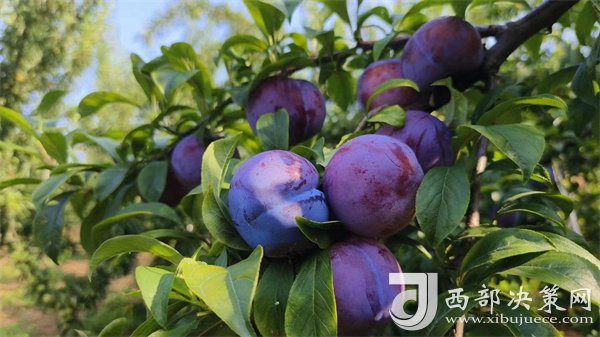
xmin=389 ymin=273 xmax=438 ymax=331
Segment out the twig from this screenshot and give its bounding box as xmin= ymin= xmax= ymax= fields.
xmin=480 ymin=0 xmax=579 ymax=82
xmin=467 ymin=137 xmax=489 ymax=229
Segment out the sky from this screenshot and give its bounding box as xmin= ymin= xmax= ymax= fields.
xmin=67 ymin=1 xmax=178 ymax=105
xmin=110 ymin=0 xmax=178 ymax=60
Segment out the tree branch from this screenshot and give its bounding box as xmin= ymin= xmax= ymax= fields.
xmin=484 ymin=0 xmax=579 ymax=74
xmin=291 ymin=0 xmax=579 ymax=90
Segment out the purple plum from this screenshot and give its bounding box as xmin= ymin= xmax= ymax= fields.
xmin=330 ymin=238 xmax=404 ymax=336
xmin=323 ymin=135 xmax=424 ymax=237
xmin=377 ymin=110 xmax=454 ymax=172
xmin=170 ymin=134 xmax=206 ymax=190
xmin=401 ymin=16 xmax=483 ymax=88
xmin=356 ymin=58 xmax=418 ymax=111
xmin=247 ymin=76 xmax=326 ymax=145
xmin=228 ymin=150 xmax=329 ymax=257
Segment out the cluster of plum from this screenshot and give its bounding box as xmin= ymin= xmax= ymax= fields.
xmin=164 ymin=16 xmax=484 ymax=336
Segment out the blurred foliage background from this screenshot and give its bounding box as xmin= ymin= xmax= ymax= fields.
xmin=0 ymin=0 xmax=598 ymax=335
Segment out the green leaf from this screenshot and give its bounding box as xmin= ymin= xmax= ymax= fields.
xmin=94 ymin=165 xmax=128 ymax=201
xmin=462 ymin=124 xmax=545 ymax=182
xmin=373 ymin=32 xmax=397 ymax=60
xmin=366 ymin=78 xmax=419 ymax=112
xmin=131 ymin=53 xmax=159 ymax=102
xmin=497 ymin=202 xmax=563 ymax=226
xmin=148 ymin=316 xmax=197 ymax=337
xmin=0 ymin=139 xmax=39 ymax=156
xmin=243 ymin=0 xmax=286 ymax=40
xmin=181 ymin=246 xmax=263 ymax=337
xmin=33 ymin=192 xmax=72 ymax=263
xmin=326 ymin=71 xmax=355 ymax=110
xmin=137 ymin=161 xmax=168 ymax=202
xmin=151 ymin=66 xmax=199 ymax=103
xmin=221 ymin=34 xmax=269 ymax=56
xmin=357 ymin=6 xmax=391 ymax=32
xmin=469 ymin=0 xmax=530 ymax=10
xmin=493 ymin=302 xmax=560 ymax=337
xmin=471 ymin=84 xmax=520 ymax=123
xmin=228 ymin=246 xmax=264 ymax=319
xmin=71 ymin=131 xmax=121 ymax=161
xmin=476 ymin=94 xmax=567 ymax=125
xmin=136 ymin=267 xmax=175 ymax=327
xmin=460 ymin=229 xmax=555 ymax=283
xmin=202 ymin=186 xmax=249 ymax=250
xmin=503 ymin=251 xmax=600 ymax=305
xmin=295 ymin=217 xmax=344 ymax=249
xmin=318 ymin=0 xmax=350 ymax=23
xmin=367 ymin=105 xmax=406 ymax=128
xmin=423 ymin=291 xmax=479 ymax=337
xmin=541 ymin=231 xmax=600 ymax=269
xmin=141 ymin=229 xmax=197 ymax=241
xmin=131 ymin=302 xmax=187 ymax=337
xmin=89 ymin=235 xmax=183 ymax=278
xmin=201 ymin=133 xmax=240 ymax=196
xmin=450 ymin=0 xmax=472 ymax=18
xmin=161 ymin=43 xmax=212 ymax=107
xmin=0 ymin=106 xmax=37 ymax=136
xmin=78 ymin=91 xmax=140 ymax=117
xmin=536 ymin=66 xmax=579 ymax=94
xmin=37 ymin=90 xmax=67 ymax=115
xmin=416 ymin=163 xmax=470 ymax=244
xmin=39 ymin=130 xmax=68 ymax=163
xmin=98 ymin=318 xmax=129 ymax=337
xmin=575 ymin=0 xmax=596 ymax=45
xmin=500 ymin=190 xmax=573 ymax=215
xmin=285 ymin=250 xmax=337 ymax=337
xmin=0 ymin=178 xmax=41 ymax=191
xmin=256 ymin=109 xmax=289 ymax=151
xmin=572 ymin=35 xmax=600 ymax=107
xmin=91 ymin=202 xmax=182 ymax=246
xmin=254 ymin=260 xmax=294 ymax=337
xmin=32 ymin=173 xmax=72 ymax=207
xmin=250 ymin=55 xmax=314 ymax=95
xmin=523 ymin=33 xmax=543 ymax=61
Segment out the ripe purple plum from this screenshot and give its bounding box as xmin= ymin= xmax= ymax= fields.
xmin=330 ymin=238 xmax=404 ymax=336
xmin=401 ymin=16 xmax=483 ymax=88
xmin=247 ymin=76 xmax=326 ymax=145
xmin=170 ymin=134 xmax=206 ymax=190
xmin=377 ymin=110 xmax=454 ymax=172
xmin=228 ymin=150 xmax=329 ymax=257
xmin=356 ymin=58 xmax=418 ymax=111
xmin=323 ymin=135 xmax=424 ymax=237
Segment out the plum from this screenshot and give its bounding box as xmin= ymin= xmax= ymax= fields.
xmin=401 ymin=16 xmax=483 ymax=88
xmin=228 ymin=150 xmax=329 ymax=257
xmin=356 ymin=58 xmax=418 ymax=111
xmin=170 ymin=134 xmax=206 ymax=190
xmin=330 ymin=238 xmax=403 ymax=336
xmin=247 ymin=76 xmax=326 ymax=145
xmin=159 ymin=170 xmax=190 ymax=207
xmin=323 ymin=135 xmax=424 ymax=237
xmin=377 ymin=110 xmax=454 ymax=172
